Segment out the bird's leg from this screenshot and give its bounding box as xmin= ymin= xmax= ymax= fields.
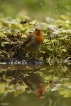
xmin=29 ymin=52 xmax=39 ymax=61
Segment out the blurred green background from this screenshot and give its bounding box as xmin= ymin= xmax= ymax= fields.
xmin=0 ymin=0 xmax=71 ymax=20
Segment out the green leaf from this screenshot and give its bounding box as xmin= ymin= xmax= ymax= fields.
xmin=1 ymin=42 xmax=10 ymax=47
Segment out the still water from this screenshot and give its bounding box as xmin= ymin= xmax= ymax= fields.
xmin=0 ymin=64 xmax=71 ymax=106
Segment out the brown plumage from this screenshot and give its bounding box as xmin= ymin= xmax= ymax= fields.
xmin=22 ymin=28 xmax=44 ymax=52
xmin=23 ymin=73 xmax=46 ymax=98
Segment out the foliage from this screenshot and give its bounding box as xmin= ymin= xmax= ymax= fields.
xmin=0 ymin=64 xmax=71 ymax=99
xmin=0 ymin=14 xmax=71 ymax=65
xmin=0 ymin=14 xmax=71 ymax=99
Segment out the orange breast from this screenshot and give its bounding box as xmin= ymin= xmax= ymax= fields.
xmin=33 ymin=31 xmax=44 ymax=44
xmin=35 ymin=83 xmax=46 ymax=98
xmin=35 ymin=36 xmax=44 ymax=44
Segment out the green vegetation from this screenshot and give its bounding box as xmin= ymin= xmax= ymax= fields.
xmin=0 ymin=64 xmax=71 ymax=99
xmin=0 ymin=1 xmax=71 ymax=105
xmin=0 ymin=14 xmax=71 ymax=64
xmin=0 ymin=14 xmax=71 ymax=99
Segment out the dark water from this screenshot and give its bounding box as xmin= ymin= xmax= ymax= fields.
xmin=0 ymin=64 xmax=71 ymax=106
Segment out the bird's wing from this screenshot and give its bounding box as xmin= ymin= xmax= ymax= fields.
xmin=21 ymin=34 xmax=33 ymax=47
xmin=23 ymin=77 xmax=36 ymax=91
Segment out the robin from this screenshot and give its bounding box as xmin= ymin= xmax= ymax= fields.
xmin=21 ymin=28 xmax=44 ymax=52
xmin=23 ymin=73 xmax=46 ymax=98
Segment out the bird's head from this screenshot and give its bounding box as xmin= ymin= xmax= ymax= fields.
xmin=34 ymin=28 xmax=42 ymax=36
xmin=33 ymin=27 xmax=44 ymax=44
xmin=35 ymin=28 xmax=42 ymax=31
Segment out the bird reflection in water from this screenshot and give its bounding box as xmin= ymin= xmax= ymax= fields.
xmin=23 ymin=73 xmax=46 ymax=98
